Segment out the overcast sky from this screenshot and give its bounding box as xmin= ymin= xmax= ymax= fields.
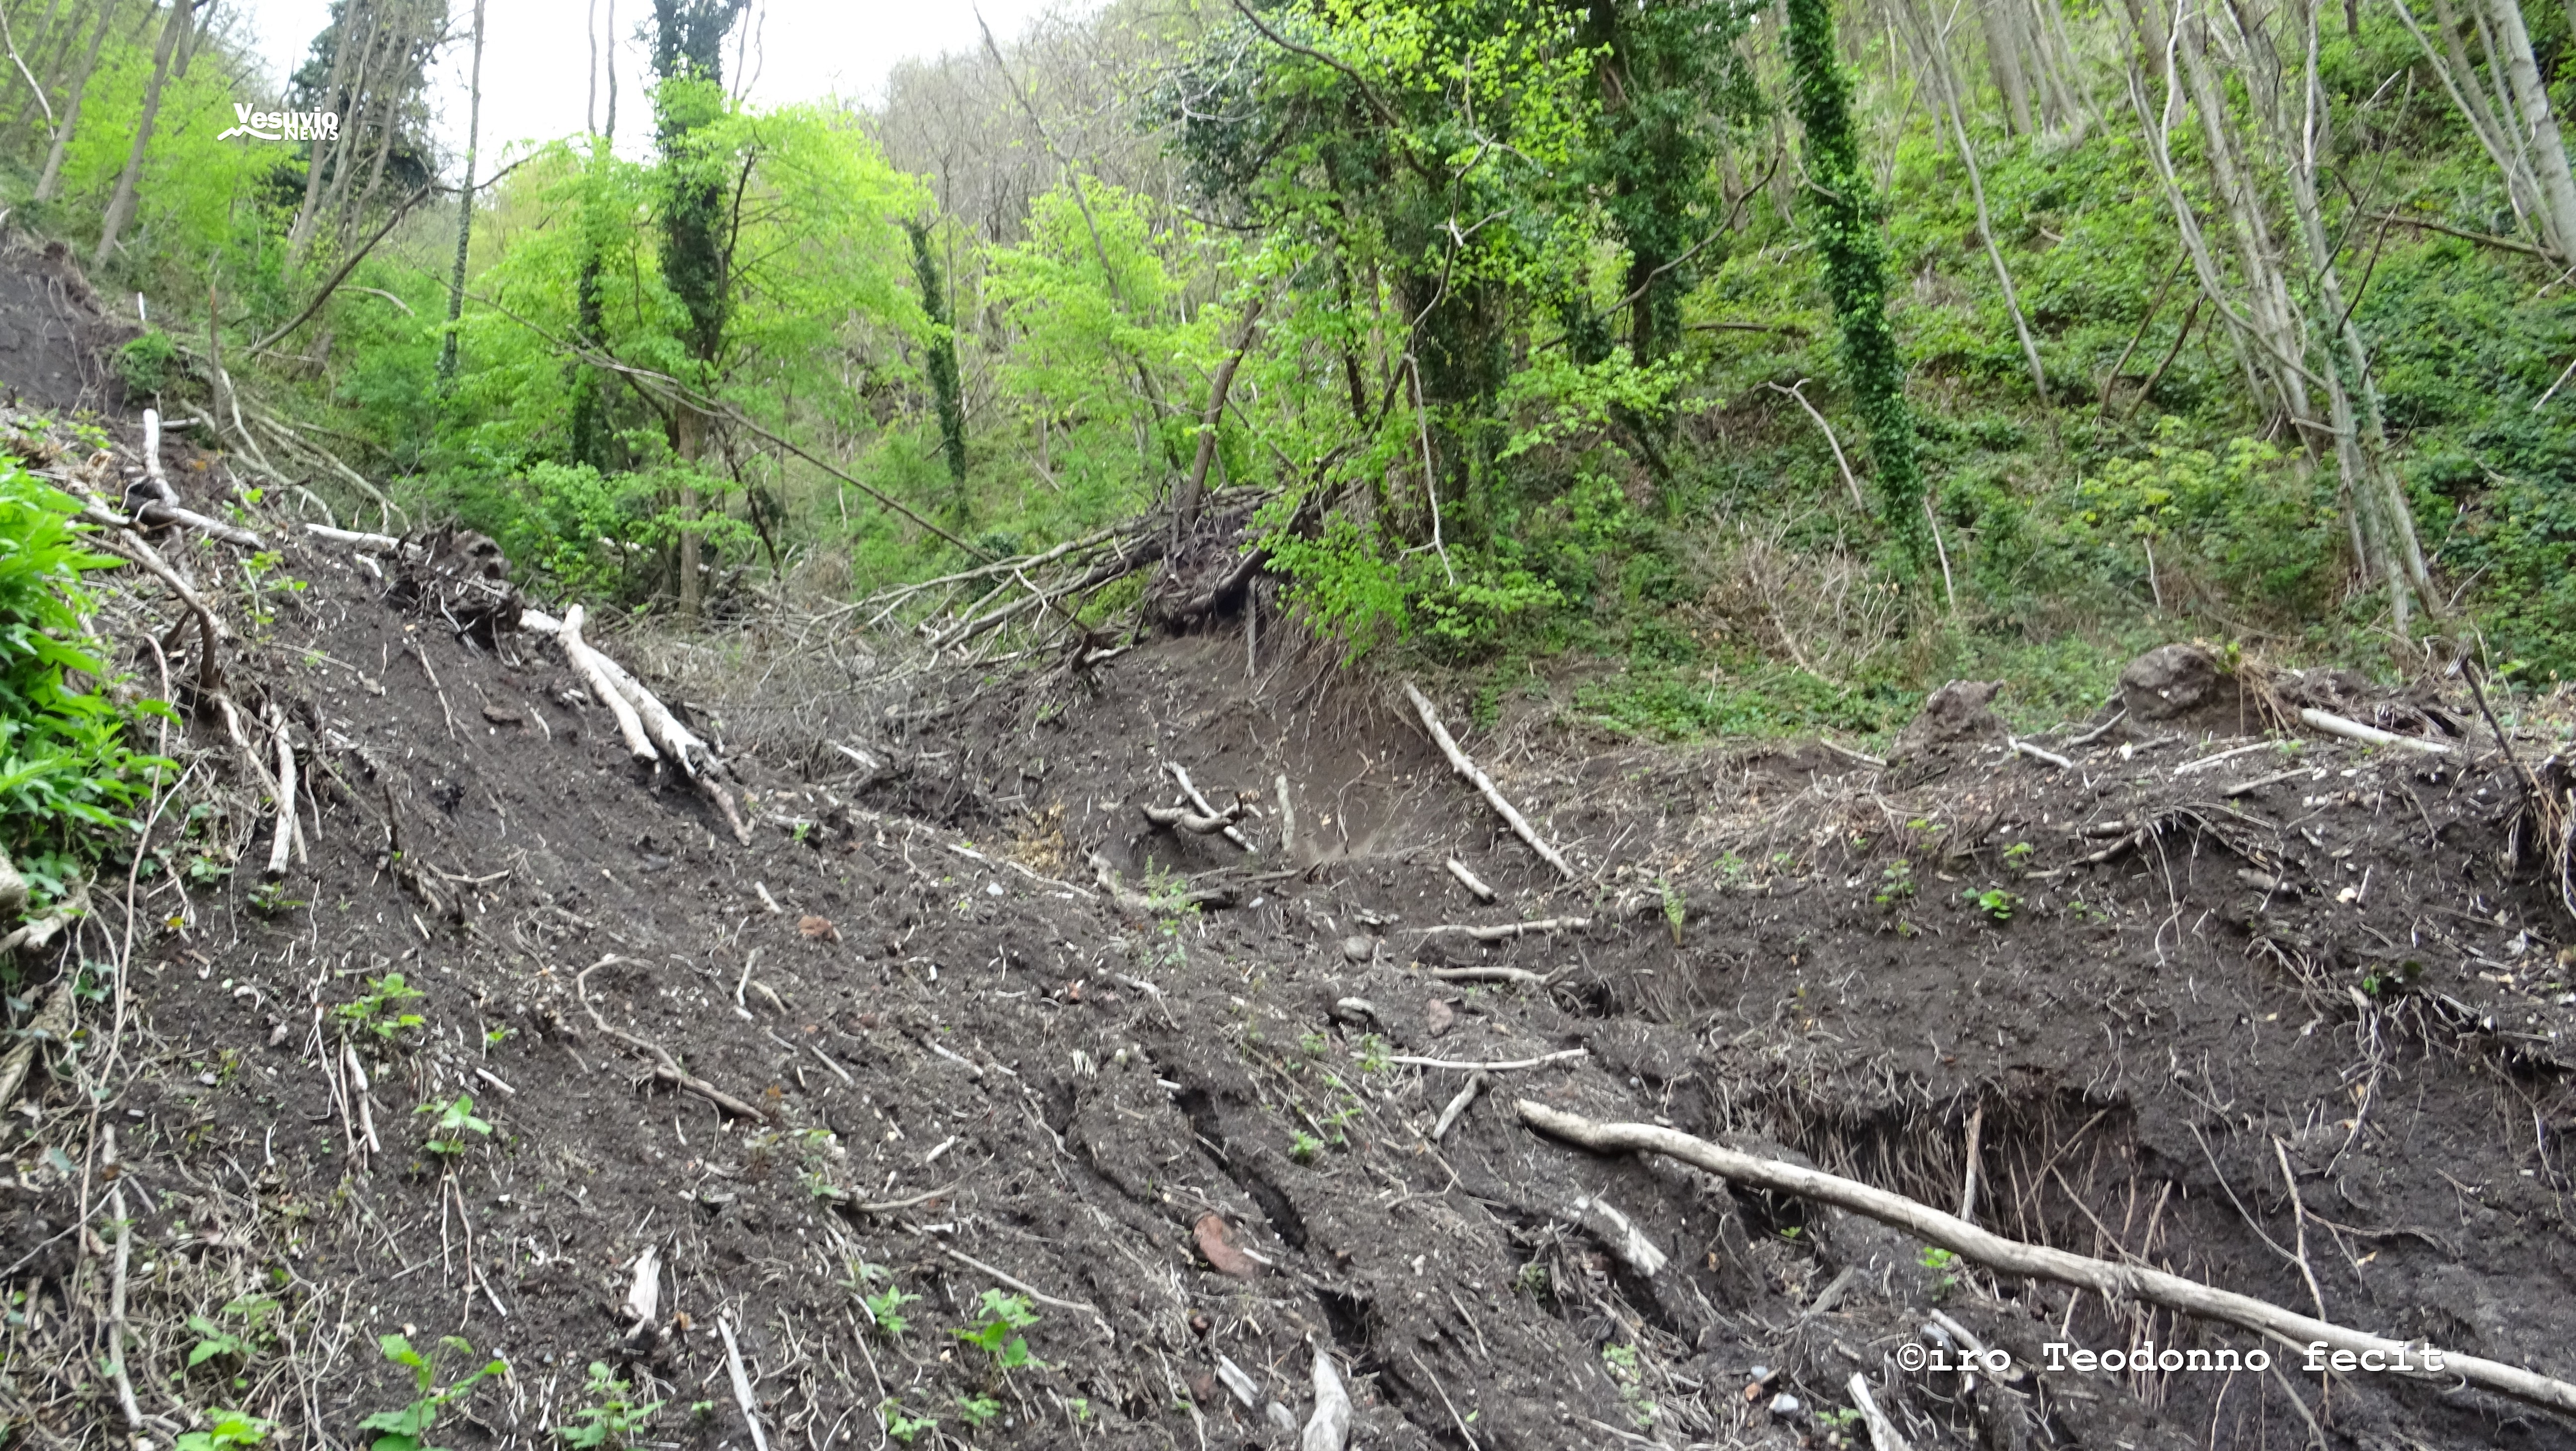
xmin=229 ymin=0 xmax=1081 ymax=167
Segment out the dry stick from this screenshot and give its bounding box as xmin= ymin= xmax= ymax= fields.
xmin=304 ymin=522 xmax=403 ymax=554
xmin=717 ymin=1317 xmax=772 ymax=1451
xmin=1845 ymin=1372 xmax=1914 ymax=1451
xmin=79 ymin=523 xmax=223 ymax=695
xmin=0 ymin=978 xmax=74 ymax=1121
xmin=1766 ymin=379 xmax=1869 ymax=512
xmin=265 ymin=706 xmax=299 ymax=875
xmin=575 ymin=958 xmax=775 ymax=1123
xmin=2009 ymin=737 xmax=2075 ymax=770
xmin=1428 ymin=965 xmax=1565 ymax=988
xmin=107 ymin=1181 xmax=146 ymax=1435
xmin=1432 ymin=1072 xmax=1487 ymax=1141
xmin=1445 ymin=857 xmax=1497 ymax=902
xmin=1390 ymin=1048 xmax=1588 ymax=1072
xmin=1516 ymin=1102 xmax=2576 ymax=1417
xmin=1141 ymin=801 xmax=1246 ymax=835
xmin=1165 ymin=761 xmax=1255 ymax=854
xmin=1959 ymin=1104 xmax=1986 ymax=1228
xmin=1403 ymin=683 xmax=1576 ymax=881
xmin=2299 ymin=707 xmax=2454 ymax=755
xmin=1275 ymin=773 xmax=1298 ymax=865
xmin=1415 ymin=917 xmax=1589 ymax=942
xmin=941 ymin=1247 xmax=1114 ymax=1341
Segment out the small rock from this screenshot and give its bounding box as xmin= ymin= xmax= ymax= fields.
xmin=799 ymin=915 xmax=840 ymax=942
xmin=1425 ymin=998 xmax=1455 ymax=1037
xmin=1769 ymin=1393 xmax=1802 ymax=1417
xmin=1194 ymin=1213 xmax=1264 ymax=1279
xmin=480 ymin=703 xmax=522 ymax=726
xmin=1340 ymin=936 xmax=1374 ymax=964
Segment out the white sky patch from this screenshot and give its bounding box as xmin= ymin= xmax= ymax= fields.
xmin=228 ymin=0 xmax=1086 ymax=168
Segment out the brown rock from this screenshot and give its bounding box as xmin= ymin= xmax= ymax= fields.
xmin=798 ymin=915 xmax=839 ymax=942
xmin=1425 ymin=998 xmax=1455 ymax=1037
xmin=1194 ymin=1213 xmax=1263 ymax=1278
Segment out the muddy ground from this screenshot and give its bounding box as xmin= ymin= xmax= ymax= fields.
xmin=5 ymin=283 xmax=2576 ymax=1451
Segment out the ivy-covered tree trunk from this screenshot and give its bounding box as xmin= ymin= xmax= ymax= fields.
xmin=435 ymin=0 xmax=485 ymax=387
xmin=651 ymin=0 xmax=747 ymax=617
xmin=1781 ymin=0 xmax=1927 ymax=569
xmin=904 ymin=219 xmax=968 ymax=507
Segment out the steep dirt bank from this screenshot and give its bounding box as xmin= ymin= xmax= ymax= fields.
xmin=4 ymin=298 xmax=2576 ymax=1449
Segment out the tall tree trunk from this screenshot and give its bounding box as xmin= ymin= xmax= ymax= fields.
xmin=1784 ymin=0 xmax=1929 ymax=570
xmin=2174 ymin=7 xmax=2316 ymax=427
xmin=2478 ymin=0 xmax=2576 ymax=265
xmin=904 ymin=219 xmax=970 ymax=506
xmin=33 ymin=0 xmax=116 ymax=202
xmin=92 ymin=0 xmax=190 ymax=272
xmin=1 ymin=0 xmax=64 ymax=132
xmin=1981 ymin=0 xmax=2035 ymax=134
xmin=287 ymin=0 xmax=366 ymax=263
xmin=2394 ymin=0 xmax=2552 ymax=250
xmin=2231 ymin=0 xmax=2439 ymax=631
xmin=1921 ymin=0 xmax=2050 ymax=404
xmin=436 ymin=0 xmax=487 ymax=388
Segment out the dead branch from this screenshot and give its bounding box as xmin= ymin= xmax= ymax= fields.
xmin=1415 ymin=917 xmax=1589 ymax=942
xmin=1388 ymin=1048 xmax=1588 ymax=1072
xmin=265 ymin=704 xmax=300 ymax=875
xmin=543 ymin=606 xmax=654 ymax=762
xmin=1142 ymin=800 xmax=1246 ymax=835
xmin=2009 ymin=737 xmax=2075 ymax=770
xmin=941 ymin=1246 xmax=1114 ymax=1341
xmin=718 ymin=1318 xmax=773 ymax=1451
xmin=1403 ymin=683 xmax=1577 ymax=881
xmin=1516 ymin=1101 xmax=2576 ymax=1418
xmin=2300 ymin=707 xmax=2453 ymax=755
xmin=575 ymin=957 xmax=776 ymax=1123
xmin=0 ymin=976 xmax=74 ymax=1121
xmin=1165 ymin=761 xmax=1255 ymax=853
xmin=1432 ymin=1071 xmax=1487 ymax=1140
xmin=1427 ymin=965 xmax=1567 ymax=988
xmin=1444 ymin=857 xmax=1497 ymax=902
xmin=303 ymin=522 xmax=404 ymax=555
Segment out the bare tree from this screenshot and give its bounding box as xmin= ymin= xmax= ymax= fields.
xmin=92 ymin=0 xmax=203 ymax=272
xmin=436 ymin=0 xmax=485 ymax=386
xmin=34 ymin=0 xmax=120 ymax=202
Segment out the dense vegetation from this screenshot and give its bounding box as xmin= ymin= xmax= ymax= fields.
xmin=4 ymin=0 xmax=2576 ymax=761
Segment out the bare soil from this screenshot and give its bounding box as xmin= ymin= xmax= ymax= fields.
xmin=6 ymin=264 xmax=2576 ymax=1451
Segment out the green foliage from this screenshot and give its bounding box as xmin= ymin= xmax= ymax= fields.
xmin=174 ymin=1410 xmax=273 ymax=1451
xmin=951 ymin=1290 xmax=1041 ymax=1372
xmin=415 ymin=1094 xmax=491 ymax=1158
xmin=185 ymin=1294 xmax=280 ymax=1379
xmin=879 ymin=1399 xmax=937 ymax=1445
xmin=357 ymin=1335 xmax=506 ymax=1451
xmin=1965 ymin=887 xmax=2017 ymax=921
xmin=116 ymin=331 xmax=183 ymax=396
xmin=334 ymin=974 xmax=425 ymax=1044
xmin=556 ymin=1362 xmax=664 ymax=1450
xmin=0 ymin=459 xmax=162 ymax=877
xmin=1919 ymin=1245 xmax=1961 ymax=1297
xmin=844 ymin=1261 xmax=918 ymax=1339
xmin=955 ymin=1394 xmax=1001 ymax=1428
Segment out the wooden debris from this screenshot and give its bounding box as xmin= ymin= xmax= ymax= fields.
xmin=1515 ymin=1100 xmax=2576 ymax=1417
xmin=1432 ymin=1071 xmax=1487 ymax=1141
xmin=2300 ymin=707 xmax=2454 ymax=755
xmin=575 ymin=958 xmax=776 ymax=1123
xmin=1415 ymin=917 xmax=1588 ymax=942
xmin=1404 ymin=682 xmax=1577 ymax=880
xmin=1165 ymin=761 xmax=1255 ymax=853
xmin=718 ymin=1317 xmax=772 ymax=1451
xmin=1301 ymin=1346 xmax=1352 ymax=1451
xmin=1444 ymin=856 xmax=1497 ymax=902
xmin=1143 ymin=799 xmax=1247 ymax=835
xmin=1569 ymin=1193 xmax=1668 ymax=1276
xmin=1388 ymin=1048 xmax=1587 ymax=1072
xmin=1846 ymin=1373 xmax=1912 ymax=1451
xmin=2008 ymin=737 xmax=2074 ymax=770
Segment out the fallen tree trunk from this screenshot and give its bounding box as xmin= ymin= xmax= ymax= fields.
xmin=538 ymin=606 xmax=655 ymax=764
xmin=1516 ymin=1100 xmax=2576 ymax=1418
xmin=1403 ymin=683 xmax=1577 ymax=881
